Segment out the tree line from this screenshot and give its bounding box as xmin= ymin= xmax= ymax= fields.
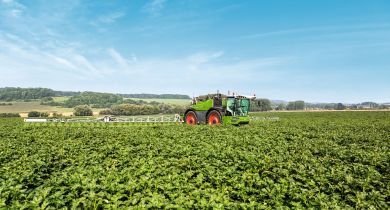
xmin=250 ymin=99 xmax=306 ymax=111
xmin=0 ymin=87 xmax=55 ymax=101
xmin=61 ymin=92 xmax=123 ymax=108
xmin=251 ymin=99 xmax=390 ymax=111
xmin=0 ymin=103 xmax=13 ymax=106
xmin=0 ymin=113 xmax=20 ymax=117
xmin=0 ymin=87 xmax=190 ymax=101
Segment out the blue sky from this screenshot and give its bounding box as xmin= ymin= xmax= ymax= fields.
xmin=0 ymin=0 xmax=389 ymax=103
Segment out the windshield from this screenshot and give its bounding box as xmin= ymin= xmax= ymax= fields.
xmin=226 ymin=98 xmax=249 ymax=116
xmin=240 ymin=99 xmax=250 ymax=115
xmin=226 ymin=98 xmax=235 ymax=115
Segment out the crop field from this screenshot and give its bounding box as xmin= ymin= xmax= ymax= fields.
xmin=0 ymin=112 xmax=389 ymax=208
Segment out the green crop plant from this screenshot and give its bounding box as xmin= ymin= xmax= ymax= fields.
xmin=0 ymin=111 xmax=389 ymax=208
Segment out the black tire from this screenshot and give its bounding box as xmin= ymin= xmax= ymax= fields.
xmin=206 ymin=110 xmax=222 ymax=125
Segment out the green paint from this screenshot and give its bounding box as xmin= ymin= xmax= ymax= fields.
xmin=222 ymin=116 xmax=250 ymax=125
xmin=191 ymin=99 xmax=213 ymax=111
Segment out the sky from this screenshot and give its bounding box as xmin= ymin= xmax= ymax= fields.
xmin=0 ymin=0 xmax=389 ymax=103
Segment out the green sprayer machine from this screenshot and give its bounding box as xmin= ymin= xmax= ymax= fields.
xmin=24 ymin=93 xmax=262 ymax=125
xmin=184 ymin=93 xmax=256 ymax=125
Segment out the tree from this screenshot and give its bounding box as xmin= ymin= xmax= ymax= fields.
xmin=73 ymin=105 xmax=93 ymax=116
xmin=335 ymin=103 xmax=345 ymax=110
xmin=286 ymin=102 xmax=294 ymax=110
xmin=0 ymin=87 xmax=55 ymax=101
xmin=0 ymin=113 xmax=20 ymax=117
xmin=324 ymin=104 xmax=335 ymax=110
xmin=295 ymin=101 xmax=305 ymax=110
xmin=40 ymin=112 xmax=49 ymax=117
xmin=287 ymin=101 xmax=305 ymax=110
xmin=276 ymin=103 xmax=286 ymax=110
xmin=64 ymin=92 xmax=123 ymax=108
xmin=28 ymin=111 xmax=40 ymax=117
xmin=256 ymin=99 xmax=272 ymax=111
xmin=250 ymin=98 xmax=272 ymax=112
xmin=28 ymin=111 xmax=49 ymax=117
xmin=361 ymin=102 xmax=379 ymax=109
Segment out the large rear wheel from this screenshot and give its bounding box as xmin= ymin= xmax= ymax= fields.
xmin=207 ymin=110 xmax=221 ymax=125
xmin=185 ymin=111 xmax=197 ymax=125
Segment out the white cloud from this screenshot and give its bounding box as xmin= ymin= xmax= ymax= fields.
xmin=90 ymin=12 xmax=125 ymax=32
xmin=10 ymin=9 xmax=21 ymax=17
xmin=50 ymin=55 xmax=78 ymax=70
xmin=0 ymin=32 xmax=105 ymax=81
xmin=2 ymin=0 xmax=14 ymax=4
xmin=0 ymin=31 xmax=290 ymax=94
xmin=96 ymin=50 xmax=287 ymax=93
xmin=144 ymin=0 xmax=166 ymax=17
xmin=107 ymin=48 xmax=133 ymax=71
xmin=238 ymin=23 xmax=390 ymax=40
xmin=1 ymin=0 xmax=25 ymax=9
xmin=1 ymin=0 xmax=26 ymax=18
xmin=96 ymin=12 xmax=125 ymax=24
xmin=188 ymin=51 xmax=224 ymax=65
xmin=131 ymin=54 xmax=137 ymax=62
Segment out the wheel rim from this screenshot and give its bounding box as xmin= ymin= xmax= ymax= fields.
xmin=208 ymin=113 xmax=221 ymax=125
xmin=186 ymin=113 xmax=196 ymax=125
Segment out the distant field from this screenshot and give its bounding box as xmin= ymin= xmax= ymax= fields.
xmin=127 ymin=98 xmax=191 ymax=105
xmin=0 ymin=101 xmax=104 ymax=116
xmin=0 ymin=97 xmax=189 ymax=116
xmin=0 ymin=101 xmax=72 ymax=113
